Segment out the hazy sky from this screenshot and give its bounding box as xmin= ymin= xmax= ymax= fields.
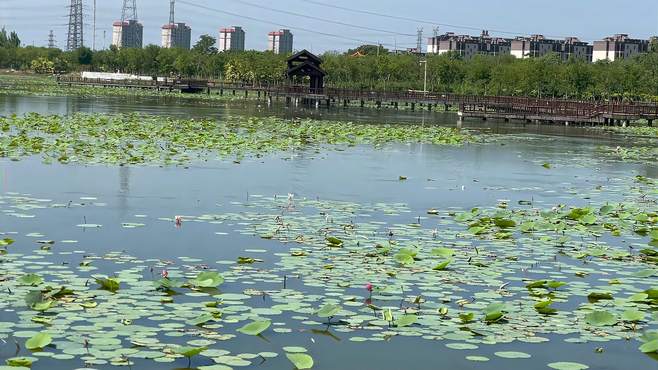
xmin=1 ymin=0 xmax=657 ymax=51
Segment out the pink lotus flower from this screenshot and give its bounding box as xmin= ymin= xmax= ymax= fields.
xmin=365 ymin=283 xmax=373 ymax=292
xmin=161 ymin=269 xmax=169 ymax=279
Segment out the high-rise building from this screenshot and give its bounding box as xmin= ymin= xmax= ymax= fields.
xmin=268 ymin=29 xmax=293 ymax=54
xmin=593 ymin=34 xmax=650 ymax=62
xmin=161 ymin=23 xmax=191 ymax=49
xmin=427 ymin=31 xmax=511 ymax=60
xmin=112 ymin=20 xmax=143 ymax=49
xmin=219 ymin=27 xmax=245 ymax=52
xmin=161 ymin=0 xmax=191 ymax=49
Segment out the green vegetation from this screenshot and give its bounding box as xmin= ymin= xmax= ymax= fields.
xmin=0 ymin=173 xmax=656 ymax=369
xmin=1 ymin=29 xmax=658 ymax=101
xmin=0 ymin=113 xmax=473 ymax=165
xmin=0 ymin=27 xmax=20 ymax=49
xmin=0 ymin=74 xmax=247 ymax=103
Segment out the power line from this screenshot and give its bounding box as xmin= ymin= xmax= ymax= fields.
xmin=301 ymin=0 xmax=569 ymax=39
xmin=224 ymin=0 xmax=415 ymax=37
xmin=177 ymin=0 xmax=410 ymax=49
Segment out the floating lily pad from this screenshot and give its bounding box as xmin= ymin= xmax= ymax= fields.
xmin=236 ymin=320 xmax=271 ymax=336
xmin=547 ymin=362 xmax=590 ymax=370
xmin=286 ymin=353 xmax=314 ymax=369
xmin=25 ymin=332 xmax=52 ymax=350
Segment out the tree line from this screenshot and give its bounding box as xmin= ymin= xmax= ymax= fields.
xmin=2 ymin=31 xmax=658 ymax=101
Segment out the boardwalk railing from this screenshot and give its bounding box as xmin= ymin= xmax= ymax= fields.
xmin=56 ymin=76 xmax=658 ymax=122
xmin=57 ymin=76 xmax=209 ymax=89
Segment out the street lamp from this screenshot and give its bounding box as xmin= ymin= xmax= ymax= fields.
xmin=419 ymin=60 xmax=428 ymax=94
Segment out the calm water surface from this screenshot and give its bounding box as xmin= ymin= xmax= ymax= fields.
xmin=0 ymin=94 xmax=656 ymax=370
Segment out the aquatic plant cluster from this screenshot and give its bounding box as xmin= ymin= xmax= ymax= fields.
xmin=0 ymin=75 xmax=244 ymax=103
xmin=0 ymin=113 xmax=472 ymax=165
xmin=0 ymin=171 xmax=656 ymax=369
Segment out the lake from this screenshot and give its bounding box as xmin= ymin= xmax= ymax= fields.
xmin=0 ymin=93 xmax=657 ymax=370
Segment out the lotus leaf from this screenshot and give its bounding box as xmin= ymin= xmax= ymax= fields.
xmin=236 ymin=320 xmax=271 ymax=336
xmin=286 ymin=353 xmax=314 ymax=369
xmin=585 ymin=311 xmax=617 ymax=326
xmin=25 ymin=332 xmax=52 ymax=350
xmin=190 ymin=271 xmax=224 ymax=288
xmin=316 ymin=304 xmax=341 ymax=318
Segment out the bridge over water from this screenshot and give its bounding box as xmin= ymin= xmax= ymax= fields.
xmin=57 ymin=77 xmax=658 ymax=126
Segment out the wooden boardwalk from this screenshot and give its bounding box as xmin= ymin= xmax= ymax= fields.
xmin=57 ymin=76 xmax=209 ymax=93
xmin=57 ymin=77 xmax=658 ymax=126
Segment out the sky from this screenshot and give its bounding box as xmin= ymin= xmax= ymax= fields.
xmin=1 ymin=0 xmax=657 ymax=51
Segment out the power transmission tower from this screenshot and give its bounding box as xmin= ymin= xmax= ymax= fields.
xmin=92 ymin=0 xmax=96 ymax=50
xmin=67 ymin=0 xmax=84 ymax=50
xmin=169 ymin=0 xmax=176 ymax=24
xmin=121 ymin=0 xmax=138 ymax=21
xmin=48 ymin=30 xmax=56 ymax=48
xmin=416 ymin=27 xmax=423 ymax=54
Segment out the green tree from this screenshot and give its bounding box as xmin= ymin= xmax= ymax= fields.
xmin=76 ymin=47 xmax=93 ymax=65
xmin=52 ymin=57 xmax=70 ymax=74
xmin=347 ymin=44 xmax=388 ymax=56
xmin=193 ymin=35 xmax=218 ymax=55
xmin=30 ymin=57 xmax=55 ymax=74
xmin=0 ymin=28 xmax=20 ymax=48
xmin=650 ymin=38 xmax=658 ymax=53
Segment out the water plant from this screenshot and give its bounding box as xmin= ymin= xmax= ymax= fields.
xmin=0 ymin=113 xmax=473 ymax=166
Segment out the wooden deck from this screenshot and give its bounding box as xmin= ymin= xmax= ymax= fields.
xmin=56 ymin=77 xmax=658 ymax=125
xmin=57 ymin=76 xmax=209 ymax=93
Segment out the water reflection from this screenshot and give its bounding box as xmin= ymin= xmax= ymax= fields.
xmin=118 ymin=166 xmax=130 ymax=217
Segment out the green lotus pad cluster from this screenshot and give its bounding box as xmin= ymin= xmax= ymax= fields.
xmin=0 ymin=113 xmax=473 ymax=165
xmin=0 ymin=174 xmax=656 ymax=369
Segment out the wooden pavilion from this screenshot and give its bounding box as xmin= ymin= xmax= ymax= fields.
xmin=286 ymin=50 xmax=326 ymax=91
